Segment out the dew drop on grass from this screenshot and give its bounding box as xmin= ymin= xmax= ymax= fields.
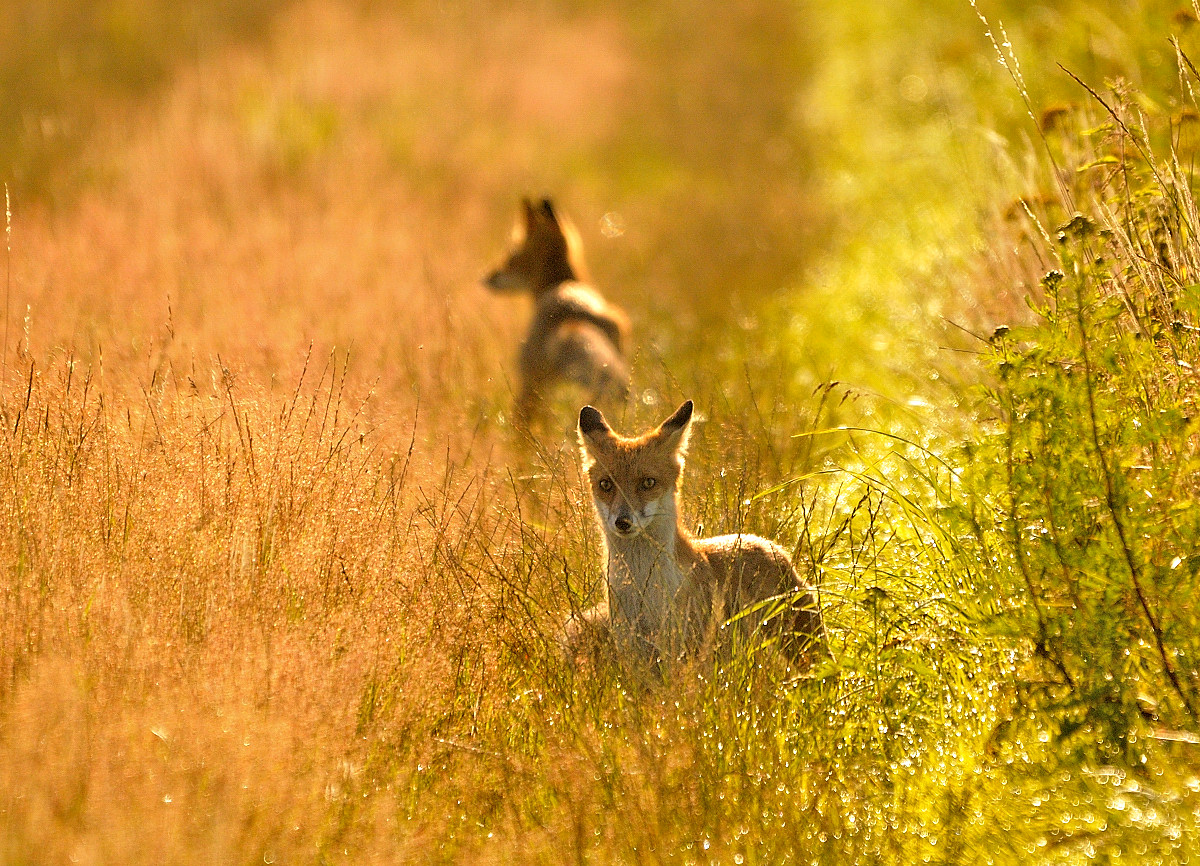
xmin=600 ymin=212 xmax=625 ymax=238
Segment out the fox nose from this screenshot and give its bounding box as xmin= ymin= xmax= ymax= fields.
xmin=614 ymin=516 xmax=633 ymax=534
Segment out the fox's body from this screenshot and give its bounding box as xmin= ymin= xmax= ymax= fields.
xmin=484 ymin=198 xmax=631 ymax=425
xmin=570 ymin=400 xmax=825 ymax=666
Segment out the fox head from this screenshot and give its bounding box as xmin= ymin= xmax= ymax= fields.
xmin=483 ymin=197 xmax=589 ymax=295
xmin=578 ymin=400 xmax=694 ymax=539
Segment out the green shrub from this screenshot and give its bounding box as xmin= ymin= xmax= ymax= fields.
xmin=961 ymin=69 xmax=1200 ymax=859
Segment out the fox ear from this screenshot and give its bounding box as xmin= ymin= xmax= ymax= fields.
xmin=578 ymin=405 xmax=611 ymax=439
xmin=540 ymin=198 xmax=558 ymax=223
xmin=578 ymin=405 xmax=613 ymax=468
xmin=657 ymin=400 xmax=694 ymax=454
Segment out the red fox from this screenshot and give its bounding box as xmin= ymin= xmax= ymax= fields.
xmin=484 ymin=198 xmax=631 ymax=426
xmin=569 ymin=400 xmax=826 ymax=667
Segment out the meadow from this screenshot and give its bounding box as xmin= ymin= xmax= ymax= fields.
xmin=3 ymin=0 xmax=1200 ymax=862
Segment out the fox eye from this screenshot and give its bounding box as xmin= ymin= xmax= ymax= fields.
xmin=640 ymin=477 xmax=657 ymax=490
xmin=598 ymin=478 xmax=614 ymax=492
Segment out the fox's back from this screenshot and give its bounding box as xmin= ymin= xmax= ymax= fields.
xmin=693 ymin=534 xmax=796 ymax=599
xmin=521 ymin=282 xmax=630 ymax=396
xmin=692 ymin=533 xmax=824 ymax=656
xmin=529 ymin=282 xmax=629 ymax=351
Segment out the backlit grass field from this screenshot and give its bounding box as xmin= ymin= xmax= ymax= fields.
xmin=4 ymin=1 xmax=1200 ymax=862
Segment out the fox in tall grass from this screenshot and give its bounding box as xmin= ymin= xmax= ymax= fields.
xmin=484 ymin=198 xmax=631 ymax=426
xmin=568 ymin=399 xmax=826 ymax=667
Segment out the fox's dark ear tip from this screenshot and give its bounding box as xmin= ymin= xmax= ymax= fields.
xmin=579 ymin=405 xmax=606 ymax=434
xmin=662 ymin=399 xmax=693 ymax=432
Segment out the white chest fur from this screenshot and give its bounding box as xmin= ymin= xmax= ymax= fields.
xmin=603 ymin=520 xmax=690 ymax=656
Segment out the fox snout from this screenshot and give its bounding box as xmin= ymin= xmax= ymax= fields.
xmin=599 ymin=498 xmax=639 ymax=537
xmin=482 ymin=267 xmax=524 ymax=293
xmin=601 ymin=495 xmax=657 ymax=538
xmin=610 ymin=501 xmax=639 ymax=536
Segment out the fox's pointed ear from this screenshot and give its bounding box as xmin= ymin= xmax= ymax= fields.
xmin=657 ymin=400 xmax=694 ymax=455
xmin=540 ymin=198 xmax=559 ymax=223
xmin=577 ymin=405 xmax=613 ymax=468
xmin=578 ymin=405 xmax=611 ymax=440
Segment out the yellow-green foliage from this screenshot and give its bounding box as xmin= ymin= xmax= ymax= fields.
xmin=4 ymin=0 xmax=1200 ymax=863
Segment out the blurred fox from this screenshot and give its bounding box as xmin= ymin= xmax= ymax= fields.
xmin=484 ymin=198 xmax=631 ymax=426
xmin=568 ymin=400 xmax=826 ymax=667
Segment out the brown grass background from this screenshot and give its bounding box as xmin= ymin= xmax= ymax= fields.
xmin=0 ymin=1 xmax=847 ymax=861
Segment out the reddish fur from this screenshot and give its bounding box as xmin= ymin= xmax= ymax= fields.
xmin=484 ymin=198 xmax=631 ymax=425
xmin=570 ymin=400 xmax=826 ymax=667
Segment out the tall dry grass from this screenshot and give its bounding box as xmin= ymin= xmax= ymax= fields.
xmin=15 ymin=0 xmax=1200 ymax=860
xmin=0 ymin=1 xmax=845 ymax=861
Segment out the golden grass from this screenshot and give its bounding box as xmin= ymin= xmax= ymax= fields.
xmin=0 ymin=2 xmax=846 ymax=861
xmin=19 ymin=0 xmax=1199 ymax=859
